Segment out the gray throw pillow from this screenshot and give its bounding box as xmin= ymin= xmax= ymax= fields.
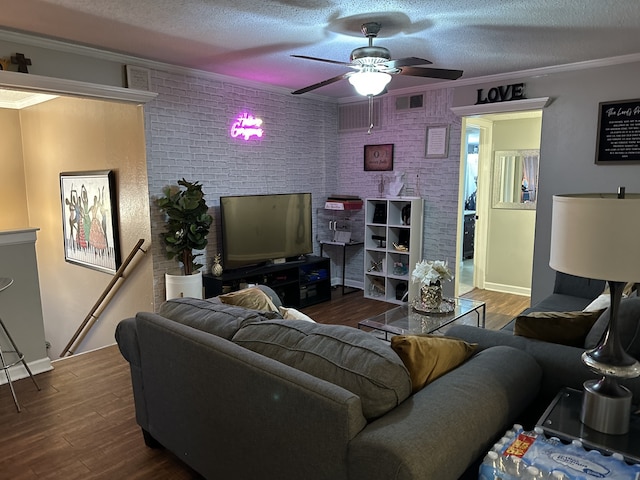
xmin=232 ymin=320 xmax=411 ymax=420
xmin=584 ymin=297 xmax=640 ymax=359
xmin=159 ymin=297 xmax=279 ymax=339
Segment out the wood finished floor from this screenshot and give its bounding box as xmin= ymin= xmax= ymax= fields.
xmin=0 ymin=288 xmax=529 ymax=479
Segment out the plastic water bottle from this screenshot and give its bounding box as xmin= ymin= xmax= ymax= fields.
xmin=504 ymin=455 xmax=525 ymax=477
xmin=612 ymin=452 xmax=625 ymax=462
xmin=491 ymin=437 xmax=507 ymax=453
xmin=523 ymin=465 xmax=544 ymax=479
xmin=550 ymin=470 xmax=568 ymax=480
xmin=478 ymin=450 xmax=502 ymax=480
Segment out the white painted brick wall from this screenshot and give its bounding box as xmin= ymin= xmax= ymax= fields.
xmin=337 ymin=88 xmax=461 ymax=297
xmin=144 ymin=66 xmax=460 ymax=306
xmin=145 ymin=69 xmax=338 ymax=307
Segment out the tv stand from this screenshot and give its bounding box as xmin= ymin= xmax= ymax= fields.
xmin=203 ymin=255 xmax=331 ymax=308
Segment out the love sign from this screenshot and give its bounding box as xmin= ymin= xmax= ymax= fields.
xmin=475 ymin=83 xmax=526 ymax=105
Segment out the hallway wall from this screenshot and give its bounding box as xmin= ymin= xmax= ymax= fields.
xmin=19 ymin=96 xmax=153 ymax=358
xmin=0 ymin=109 xmax=29 ymax=229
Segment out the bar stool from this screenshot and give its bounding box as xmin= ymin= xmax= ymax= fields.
xmin=0 ymin=278 xmax=41 ymax=412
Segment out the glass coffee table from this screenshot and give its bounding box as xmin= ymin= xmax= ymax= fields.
xmin=357 ymin=297 xmax=486 ymax=340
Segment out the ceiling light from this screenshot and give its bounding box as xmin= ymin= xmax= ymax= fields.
xmin=348 ymin=70 xmax=391 ymax=96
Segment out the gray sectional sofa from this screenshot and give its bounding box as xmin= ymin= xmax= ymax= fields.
xmin=116 ymin=291 xmax=542 ymax=480
xmin=448 ymin=272 xmax=640 ymax=423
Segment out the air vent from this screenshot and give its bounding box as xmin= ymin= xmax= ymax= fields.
xmin=395 ymin=94 xmax=424 ymax=111
xmin=338 ymin=100 xmax=381 ymax=131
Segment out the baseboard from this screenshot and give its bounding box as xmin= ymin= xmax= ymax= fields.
xmin=0 ymin=356 xmax=53 ymax=385
xmin=483 ymin=282 xmax=531 ymax=297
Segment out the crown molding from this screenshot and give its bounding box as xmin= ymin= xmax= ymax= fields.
xmin=2 ymin=28 xmax=639 ymax=105
xmin=0 ymin=69 xmax=157 ymax=104
xmin=0 ymin=29 xmax=327 ymax=102
xmin=339 ymin=53 xmax=640 ymax=104
xmin=450 ymin=97 xmax=551 ymax=117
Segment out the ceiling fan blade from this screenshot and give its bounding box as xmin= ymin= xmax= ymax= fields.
xmin=398 ymin=66 xmax=463 ymax=80
xmin=291 ymin=54 xmax=353 ymax=67
xmin=384 ymin=57 xmax=433 ymax=69
xmin=292 ymin=72 xmax=352 ymax=95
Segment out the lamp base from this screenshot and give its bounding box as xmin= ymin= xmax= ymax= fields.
xmin=580 ymin=379 xmax=632 ymax=435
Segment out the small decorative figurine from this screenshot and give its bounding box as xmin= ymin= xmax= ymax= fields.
xmin=211 ymin=253 xmax=223 ymax=276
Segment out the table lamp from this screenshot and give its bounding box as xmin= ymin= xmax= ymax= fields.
xmin=549 ymin=189 xmax=640 ymax=435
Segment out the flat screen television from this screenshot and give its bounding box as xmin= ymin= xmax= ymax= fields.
xmin=220 ymin=193 xmax=313 ymax=269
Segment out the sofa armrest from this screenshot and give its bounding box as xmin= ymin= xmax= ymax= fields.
xmin=448 ymin=325 xmax=591 ymax=404
xmin=115 ymin=317 xmax=149 ymax=430
xmin=115 ymin=317 xmax=140 ymax=366
xmin=447 ymin=325 xmax=640 ymax=413
xmin=349 ymin=345 xmax=541 ymax=480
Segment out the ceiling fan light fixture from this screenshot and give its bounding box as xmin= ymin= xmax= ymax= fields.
xmin=349 ymin=70 xmax=392 ymax=96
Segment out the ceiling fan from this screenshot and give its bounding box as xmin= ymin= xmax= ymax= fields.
xmin=291 ymin=22 xmax=463 ymax=97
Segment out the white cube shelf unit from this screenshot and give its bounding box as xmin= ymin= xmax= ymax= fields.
xmin=364 ymin=197 xmax=424 ymax=304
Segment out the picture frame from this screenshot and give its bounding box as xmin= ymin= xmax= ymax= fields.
xmin=364 ymin=144 xmax=394 ymax=171
xmin=425 ymin=124 xmax=450 ymax=158
xmin=125 ymin=65 xmax=151 ymax=91
xmin=595 ymin=98 xmax=640 ymax=165
xmin=60 ymin=170 xmax=122 ymax=274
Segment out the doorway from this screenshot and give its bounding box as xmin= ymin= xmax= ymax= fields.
xmin=456 ymin=111 xmax=542 ymax=297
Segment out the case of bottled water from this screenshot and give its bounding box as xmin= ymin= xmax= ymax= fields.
xmin=479 ymin=424 xmax=640 ymax=480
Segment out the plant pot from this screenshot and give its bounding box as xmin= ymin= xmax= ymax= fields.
xmin=165 ymin=271 xmax=203 ymax=300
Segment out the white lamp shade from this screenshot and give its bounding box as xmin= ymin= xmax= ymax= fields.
xmin=348 ymin=71 xmax=392 ymax=96
xmin=550 ymin=193 xmax=640 ymax=282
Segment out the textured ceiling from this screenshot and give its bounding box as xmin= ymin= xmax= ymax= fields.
xmin=1 ymin=0 xmax=640 ymax=98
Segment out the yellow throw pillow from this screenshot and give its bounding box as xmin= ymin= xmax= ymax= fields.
xmin=218 ymin=287 xmax=279 ymax=313
xmin=390 ymin=335 xmax=477 ymax=393
xmin=514 ymin=310 xmax=603 ymax=347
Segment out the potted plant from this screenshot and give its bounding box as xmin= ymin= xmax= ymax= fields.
xmin=156 ymin=178 xmax=213 ymax=299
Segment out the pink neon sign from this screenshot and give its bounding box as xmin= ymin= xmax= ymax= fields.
xmin=230 ymin=113 xmax=264 ymax=140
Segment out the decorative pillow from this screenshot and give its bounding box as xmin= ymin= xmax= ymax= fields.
xmin=218 ymin=287 xmax=279 ymax=313
xmin=514 ymin=310 xmax=603 ymax=347
xmin=583 ymin=294 xmax=611 ymax=313
xmin=278 ymin=306 xmax=315 ymax=322
xmin=232 ymin=320 xmax=411 ymax=420
xmin=584 ymin=283 xmax=638 ymax=312
xmin=159 ymin=297 xmax=278 ymax=339
xmin=584 ymin=297 xmax=640 ymax=359
xmin=390 ymin=335 xmax=477 ymax=393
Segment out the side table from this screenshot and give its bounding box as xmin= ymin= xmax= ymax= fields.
xmin=319 ymin=241 xmax=363 ymax=295
xmin=536 ymin=387 xmax=640 ymax=464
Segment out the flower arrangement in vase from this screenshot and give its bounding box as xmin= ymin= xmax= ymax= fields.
xmin=411 ymin=260 xmax=453 ymax=312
